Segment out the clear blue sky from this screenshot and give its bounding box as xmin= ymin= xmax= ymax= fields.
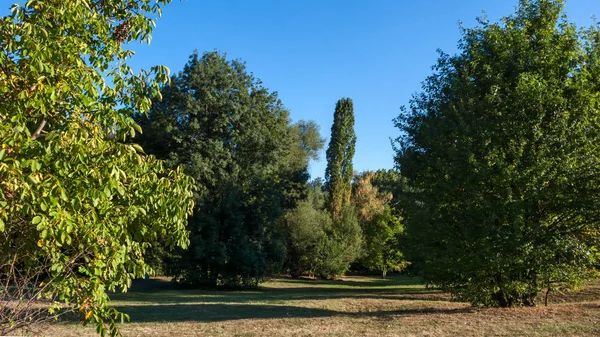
xmin=4 ymin=1 xmax=600 ymax=179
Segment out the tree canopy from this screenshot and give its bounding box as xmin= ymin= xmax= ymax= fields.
xmin=353 ymin=171 xmax=407 ymax=277
xmin=0 ymin=0 xmax=195 ymax=335
xmin=325 ymin=98 xmax=356 ymax=220
xmin=395 ymin=0 xmax=600 ymax=307
xmin=135 ymin=51 xmax=324 ymax=287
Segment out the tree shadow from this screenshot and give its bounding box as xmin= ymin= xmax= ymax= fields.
xmin=101 ymin=276 xmax=470 ymax=324
xmin=111 ymin=277 xmax=450 ymax=305
xmin=112 ymin=303 xmax=473 ymax=323
xmin=273 ymin=274 xmax=427 ymax=287
xmin=120 ymin=289 xmax=449 ymax=304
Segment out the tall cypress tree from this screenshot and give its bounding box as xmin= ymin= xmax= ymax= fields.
xmin=325 ymin=98 xmax=356 ymax=219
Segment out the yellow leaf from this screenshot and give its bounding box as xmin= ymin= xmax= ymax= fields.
xmin=37 ymin=239 xmax=43 ymax=247
xmin=85 ymin=310 xmax=93 ymax=320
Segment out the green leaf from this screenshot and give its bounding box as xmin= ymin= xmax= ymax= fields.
xmin=132 ymin=143 xmax=144 ymax=153
xmin=0 ymin=0 xmax=196 ymax=332
xmin=103 ymin=186 xmax=111 ymax=198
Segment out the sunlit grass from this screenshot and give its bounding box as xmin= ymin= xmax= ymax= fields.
xmin=39 ymin=275 xmax=600 ymax=336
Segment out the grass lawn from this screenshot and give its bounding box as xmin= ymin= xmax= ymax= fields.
xmin=40 ymin=275 xmax=600 ymax=336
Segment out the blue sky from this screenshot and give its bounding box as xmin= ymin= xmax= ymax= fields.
xmin=4 ymin=1 xmax=600 ymax=179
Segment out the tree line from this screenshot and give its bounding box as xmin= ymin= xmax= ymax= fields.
xmin=132 ymin=51 xmax=407 ymax=285
xmin=1 ymin=0 xmax=600 ymax=336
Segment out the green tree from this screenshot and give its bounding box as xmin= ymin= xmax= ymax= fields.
xmin=321 ymin=98 xmax=361 ymax=277
xmin=135 ymin=51 xmax=320 ymax=287
xmin=278 ymin=198 xmax=331 ymax=278
xmin=395 ymin=0 xmax=600 ymax=307
xmin=325 ymin=98 xmax=356 ymax=219
xmin=361 ymin=206 xmax=408 ymax=278
xmin=316 ymin=205 xmax=362 ymax=278
xmin=353 ymin=171 xmax=408 ymax=277
xmin=0 ymin=1 xmax=194 ymax=335
xmin=278 ymin=120 xmax=326 ymax=209
xmin=279 ymin=178 xmax=362 ymax=279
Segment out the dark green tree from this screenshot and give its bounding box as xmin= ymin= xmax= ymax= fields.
xmin=278 ymin=120 xmax=326 ymax=209
xmin=135 ymin=51 xmax=315 ymax=287
xmin=395 ymin=0 xmax=600 ymax=307
xmin=325 ymin=98 xmax=356 ymax=219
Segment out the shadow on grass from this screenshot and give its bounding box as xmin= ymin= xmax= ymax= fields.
xmin=123 ymin=274 xmax=426 ymax=292
xmin=113 ymin=303 xmax=472 ymax=323
xmin=275 ymin=275 xmax=426 ymax=288
xmin=110 ymin=275 xmax=449 ymax=305
xmin=103 ymin=275 xmax=461 ymax=324
xmin=114 ymin=289 xmax=448 ymax=304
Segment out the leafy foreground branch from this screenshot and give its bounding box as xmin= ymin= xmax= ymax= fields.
xmin=0 ymin=1 xmax=194 ymax=336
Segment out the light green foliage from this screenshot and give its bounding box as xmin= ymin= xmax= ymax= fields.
xmin=280 ymin=180 xmax=361 ymax=279
xmin=361 ymin=206 xmax=408 ymax=278
xmin=395 ymin=0 xmax=600 ymax=307
xmin=325 ymin=98 xmax=356 ymax=220
xmin=316 ymin=205 xmax=363 ymax=278
xmin=279 ymin=199 xmax=331 ymax=278
xmin=353 ymin=171 xmax=408 ymax=277
xmin=0 ymin=1 xmax=194 ymax=335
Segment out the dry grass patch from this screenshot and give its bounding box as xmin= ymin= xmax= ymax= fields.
xmin=37 ymin=275 xmax=600 ymax=336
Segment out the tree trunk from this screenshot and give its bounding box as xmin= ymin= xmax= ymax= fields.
xmin=493 ymin=290 xmax=511 ymax=308
xmin=381 ymin=270 xmax=387 ymax=278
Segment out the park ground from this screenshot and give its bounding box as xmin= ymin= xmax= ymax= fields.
xmin=40 ymin=275 xmax=600 ymax=336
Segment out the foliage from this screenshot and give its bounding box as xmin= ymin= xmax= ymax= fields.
xmin=353 ymin=171 xmax=392 ymax=224
xmin=0 ymin=0 xmax=195 ymax=335
xmin=325 ymin=98 xmax=356 ymax=220
xmin=316 ymin=206 xmax=363 ymax=278
xmin=279 ymin=120 xmax=326 ymax=209
xmin=279 ymin=179 xmax=362 ymax=279
xmin=370 ymin=169 xmax=405 ymax=210
xmin=360 ymin=206 xmax=408 ymax=277
xmin=353 ymin=171 xmax=408 ymax=277
xmin=394 ymin=0 xmax=600 ymax=307
xmin=135 ymin=51 xmax=323 ymax=287
xmin=278 ymin=198 xmax=331 ymax=278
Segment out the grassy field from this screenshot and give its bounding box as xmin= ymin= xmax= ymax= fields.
xmin=40 ymin=275 xmax=600 ymax=336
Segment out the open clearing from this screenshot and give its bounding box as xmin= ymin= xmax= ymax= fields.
xmin=41 ymin=275 xmax=600 ymax=336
